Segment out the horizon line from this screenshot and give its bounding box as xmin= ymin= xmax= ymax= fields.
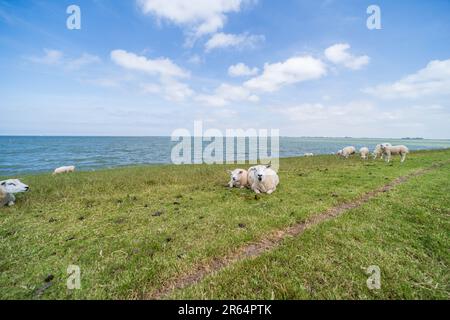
xmin=1 ymin=135 xmax=449 ymax=140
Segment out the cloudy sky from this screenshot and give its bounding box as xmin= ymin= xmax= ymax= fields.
xmin=1 ymin=0 xmax=449 ymax=138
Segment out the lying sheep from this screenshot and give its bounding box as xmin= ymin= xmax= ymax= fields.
xmin=359 ymin=147 xmax=370 ymax=160
xmin=227 ymin=169 xmax=248 ymax=189
xmin=53 ymin=166 xmax=76 ymax=175
xmin=304 ymin=153 xmax=314 ymax=157
xmin=248 ymin=163 xmax=279 ymax=194
xmin=373 ymin=143 xmax=392 ymax=160
xmin=381 ymin=145 xmax=409 ymax=163
xmin=0 ymin=179 xmax=29 ymax=207
xmin=337 ymin=146 xmax=356 ymax=159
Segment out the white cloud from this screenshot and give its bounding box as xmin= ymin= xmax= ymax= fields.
xmin=195 ymin=94 xmax=228 ymax=107
xmin=247 ymin=94 xmax=260 ymax=102
xmin=141 ymin=79 xmax=194 ymax=102
xmin=161 ymin=78 xmax=194 ymax=102
xmin=137 ymin=0 xmax=249 ymax=38
xmin=66 ymin=53 xmax=101 ymax=70
xmin=28 ymin=49 xmax=100 ymax=71
xmin=204 ymin=32 xmax=264 ymax=52
xmin=272 ymin=101 xmax=450 ymax=137
xmin=111 ymin=49 xmax=193 ymax=102
xmin=187 ymin=54 xmax=203 ymax=65
xmin=140 ymin=83 xmax=162 ymax=94
xmin=364 ymin=59 xmax=450 ymax=99
xmin=274 ymin=101 xmax=376 ymax=123
xmin=111 ymin=49 xmax=189 ymax=78
xmin=28 ymin=49 xmax=64 ymax=65
xmin=196 ymin=83 xmax=259 ymax=107
xmin=197 ymin=53 xmax=327 ymax=106
xmin=324 ymin=43 xmax=369 ymax=70
xmin=228 ymin=62 xmax=259 ymax=77
xmin=244 ymin=55 xmax=327 ymax=92
xmin=215 ymin=83 xmax=258 ymax=102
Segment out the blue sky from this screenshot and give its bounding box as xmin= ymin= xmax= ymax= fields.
xmin=1 ymin=0 xmax=449 ymax=138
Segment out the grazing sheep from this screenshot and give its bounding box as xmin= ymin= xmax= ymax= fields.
xmin=248 ymin=163 xmax=279 ymax=194
xmin=53 ymin=166 xmax=76 ymax=175
xmin=381 ymin=145 xmax=409 ymax=163
xmin=0 ymin=179 xmax=29 ymax=207
xmin=337 ymin=146 xmax=356 ymax=159
xmin=359 ymin=147 xmax=370 ymax=160
xmin=304 ymin=153 xmax=314 ymax=157
xmin=227 ymin=169 xmax=248 ymax=189
xmin=373 ymin=143 xmax=392 ymax=160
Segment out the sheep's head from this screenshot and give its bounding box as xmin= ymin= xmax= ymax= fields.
xmin=336 ymin=150 xmax=343 ymax=156
xmin=228 ymin=169 xmax=246 ymax=183
xmin=0 ymin=179 xmax=29 ymax=193
xmin=250 ymin=164 xmax=273 ymax=182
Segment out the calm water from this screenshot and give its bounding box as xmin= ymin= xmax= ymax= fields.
xmin=1 ymin=136 xmax=449 ymax=176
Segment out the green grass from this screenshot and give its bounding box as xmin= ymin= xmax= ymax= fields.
xmin=171 ymin=161 xmax=450 ymax=300
xmin=0 ymin=149 xmax=449 ymax=299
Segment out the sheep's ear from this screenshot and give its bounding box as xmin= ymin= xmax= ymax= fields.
xmin=266 ymin=161 xmax=272 ymax=168
xmin=0 ymin=181 xmax=5 ymax=186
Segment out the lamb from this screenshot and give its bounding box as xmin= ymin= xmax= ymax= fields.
xmin=227 ymin=169 xmax=248 ymax=189
xmin=304 ymin=153 xmax=314 ymax=157
xmin=53 ymin=166 xmax=76 ymax=175
xmin=381 ymin=145 xmax=409 ymax=163
xmin=359 ymin=147 xmax=370 ymax=160
xmin=337 ymin=146 xmax=356 ymax=158
xmin=248 ymin=163 xmax=279 ymax=194
xmin=373 ymin=143 xmax=392 ymax=160
xmin=0 ymin=179 xmax=29 ymax=207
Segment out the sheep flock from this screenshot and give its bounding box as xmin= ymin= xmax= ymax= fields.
xmin=2 ymin=143 xmax=411 ymax=207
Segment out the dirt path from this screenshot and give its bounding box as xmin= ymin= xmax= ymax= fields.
xmin=146 ymin=162 xmax=447 ymax=299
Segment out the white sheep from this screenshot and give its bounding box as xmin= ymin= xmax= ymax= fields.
xmin=373 ymin=143 xmax=392 ymax=160
xmin=248 ymin=163 xmax=279 ymax=194
xmin=381 ymin=145 xmax=409 ymax=163
xmin=53 ymin=166 xmax=76 ymax=175
xmin=337 ymin=146 xmax=356 ymax=159
xmin=227 ymin=169 xmax=248 ymax=189
xmin=359 ymin=147 xmax=370 ymax=160
xmin=304 ymin=153 xmax=314 ymax=157
xmin=0 ymin=179 xmax=29 ymax=207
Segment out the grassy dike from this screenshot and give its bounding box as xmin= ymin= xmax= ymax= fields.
xmin=0 ymin=149 xmax=449 ymax=299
